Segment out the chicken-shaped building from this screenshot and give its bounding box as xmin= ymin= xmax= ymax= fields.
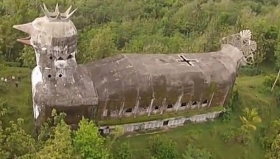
xmin=13 ymin=4 xmax=257 ymax=132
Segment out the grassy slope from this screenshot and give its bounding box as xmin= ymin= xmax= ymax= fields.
xmin=0 ymin=66 xmax=279 ymax=159
xmin=0 ymin=67 xmax=33 ymax=132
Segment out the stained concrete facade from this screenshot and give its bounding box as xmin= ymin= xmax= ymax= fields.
xmin=86 ymin=50 xmax=237 ymax=121
xmin=12 ymin=4 xmax=257 ymax=130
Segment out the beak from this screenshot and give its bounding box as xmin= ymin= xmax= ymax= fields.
xmin=13 ymin=23 xmax=33 ymax=34
xmin=16 ymin=36 xmax=31 ymax=45
xmin=13 ymin=23 xmax=34 ymax=45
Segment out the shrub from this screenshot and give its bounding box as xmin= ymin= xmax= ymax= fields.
xmin=220 ymin=127 xmax=251 ymax=145
xmin=185 ymin=130 xmax=201 ymax=144
xmin=181 ymin=145 xmax=213 ymax=159
xmin=263 ymin=75 xmax=277 ymax=88
xmin=234 ymin=128 xmax=252 ymax=146
xmin=239 ymin=65 xmax=262 ymax=76
xmin=220 ymin=90 xmax=241 ymax=122
xmin=147 ymin=135 xmax=179 ymax=159
xmin=220 ymin=127 xmax=236 ymax=143
xmin=114 ymin=142 xmax=132 ymax=159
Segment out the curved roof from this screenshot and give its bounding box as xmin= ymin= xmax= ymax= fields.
xmin=86 ymin=51 xmax=237 ymax=102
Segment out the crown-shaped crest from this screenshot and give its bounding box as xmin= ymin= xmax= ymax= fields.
xmin=40 ymin=3 xmax=77 ymax=21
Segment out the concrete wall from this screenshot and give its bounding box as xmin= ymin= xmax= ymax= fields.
xmin=99 ymin=110 xmax=223 ymax=134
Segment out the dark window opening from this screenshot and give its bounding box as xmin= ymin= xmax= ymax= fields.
xmin=125 ymin=108 xmax=132 ymax=113
xmin=48 ymin=74 xmax=52 ymax=78
xmin=55 ymin=109 xmax=83 ymax=125
xmin=58 ymin=74 xmax=62 ymax=78
xmin=49 ymin=56 xmax=53 ymax=60
xmin=163 ymin=120 xmax=169 ymax=126
xmin=202 ymin=100 xmax=208 ymax=104
xmin=57 ymin=57 xmax=63 ymax=60
xmin=154 ymin=106 xmax=159 ymax=110
xmin=192 ymin=101 xmax=197 ymax=105
xmin=98 ymin=129 xmax=104 ymax=135
xmin=181 ymin=102 xmax=187 ymax=107
xmin=67 ymin=55 xmax=73 ymax=59
xmin=167 ymin=104 xmax=173 ymax=109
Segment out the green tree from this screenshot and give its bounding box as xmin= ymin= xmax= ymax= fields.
xmin=114 ymin=142 xmax=132 ymax=159
xmin=35 ymin=119 xmax=75 ymax=159
xmin=18 ymin=46 xmax=36 ymax=68
xmin=265 ymin=134 xmax=280 ymax=159
xmin=4 ymin=119 xmax=37 ymax=158
xmin=81 ymin=24 xmax=117 ymax=62
xmin=73 ymin=118 xmax=111 ymax=159
xmin=239 ymin=107 xmax=262 ymax=131
xmin=147 ymin=135 xmax=179 ymax=159
xmin=0 ymin=100 xmax=36 ymax=159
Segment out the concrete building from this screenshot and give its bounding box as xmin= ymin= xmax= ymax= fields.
xmin=12 ymin=4 xmax=257 ymax=133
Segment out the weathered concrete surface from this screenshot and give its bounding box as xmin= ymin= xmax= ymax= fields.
xmin=13 ymin=5 xmax=99 ymax=127
xmin=87 ymin=51 xmax=237 ymax=102
xmin=86 ymin=49 xmax=237 ymax=119
xmin=99 ymin=110 xmax=223 ymax=134
xmin=12 ymin=4 xmax=257 ymax=129
xmin=34 ymin=65 xmax=98 ymax=107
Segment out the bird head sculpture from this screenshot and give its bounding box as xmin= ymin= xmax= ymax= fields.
xmin=13 ymin=4 xmax=78 ymax=78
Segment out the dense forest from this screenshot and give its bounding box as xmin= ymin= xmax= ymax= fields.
xmin=2 ymin=0 xmax=280 ymax=66
xmin=1 ymin=0 xmax=280 ymax=158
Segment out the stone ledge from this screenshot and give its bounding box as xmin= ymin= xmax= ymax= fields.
xmin=99 ymin=110 xmax=224 ymax=134
xmin=99 ymin=106 xmax=224 ymax=126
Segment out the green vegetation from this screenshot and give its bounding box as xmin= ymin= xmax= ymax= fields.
xmin=1 ymin=0 xmax=280 ymax=158
xmin=0 ymin=67 xmax=33 ymax=131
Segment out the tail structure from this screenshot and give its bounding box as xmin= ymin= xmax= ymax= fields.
xmin=220 ymin=30 xmax=257 ymax=64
